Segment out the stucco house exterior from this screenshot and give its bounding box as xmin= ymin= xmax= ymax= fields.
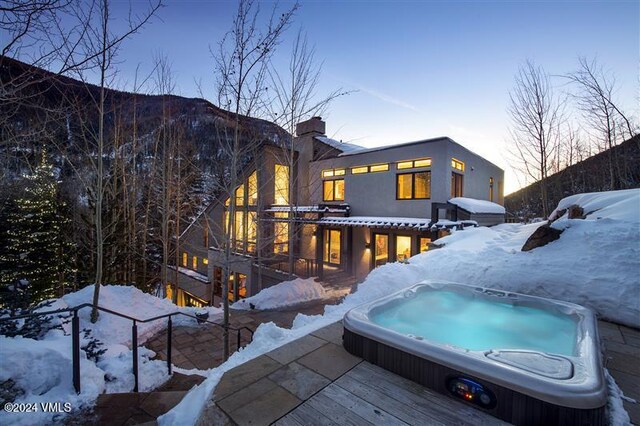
xmin=167 ymin=117 xmax=505 ymax=307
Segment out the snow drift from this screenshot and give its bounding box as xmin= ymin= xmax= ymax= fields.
xmin=231 ymin=277 xmax=325 ymax=311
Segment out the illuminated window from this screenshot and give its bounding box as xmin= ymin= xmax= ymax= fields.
xmin=235 ymin=184 xmax=245 ymax=206
xmin=397 ymin=172 xmax=431 ymax=199
xmin=369 ymin=163 xmax=389 ymax=173
xmin=323 ymin=179 xmax=344 ymax=201
xmin=274 ymin=164 xmax=289 ymax=205
xmin=224 ymin=197 xmax=230 ymax=207
xmin=182 ymin=252 xmax=188 ymax=267
xmin=248 ymin=171 xmax=258 ymax=205
xmin=322 ymin=168 xmax=345 ymax=178
xmin=396 ymin=236 xmax=412 ymax=262
xmin=397 ymin=158 xmax=431 ymax=170
xmin=247 ymin=211 xmax=257 ymax=253
xmin=374 ymin=234 xmax=388 ymax=267
xmin=274 ymin=212 xmax=289 ymax=253
xmin=192 ymin=256 xmax=198 ymax=269
xmin=489 ymin=177 xmax=494 ymax=201
xmin=414 ymin=158 xmax=431 ymax=168
xmin=451 ymin=172 xmax=464 ymax=197
xmin=351 ymin=164 xmax=389 ymax=174
xmin=203 ymin=258 xmax=209 ymax=265
xmin=323 ymin=229 xmax=341 ymax=265
xmin=235 ymin=211 xmax=245 ymax=250
xmin=419 ymin=237 xmax=431 ymax=253
xmin=451 ymin=158 xmax=465 ymax=172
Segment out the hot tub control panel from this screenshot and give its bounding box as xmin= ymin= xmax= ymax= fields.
xmin=447 ymin=377 xmax=497 ymax=409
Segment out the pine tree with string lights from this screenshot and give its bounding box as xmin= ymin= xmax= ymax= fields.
xmin=0 ymin=152 xmax=75 ymax=308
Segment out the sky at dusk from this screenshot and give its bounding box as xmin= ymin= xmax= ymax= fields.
xmin=33 ymin=1 xmax=640 ymax=193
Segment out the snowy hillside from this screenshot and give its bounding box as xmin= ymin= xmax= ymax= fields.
xmin=161 ymin=189 xmax=639 ymax=425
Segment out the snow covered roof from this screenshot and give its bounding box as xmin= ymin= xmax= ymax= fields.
xmin=317 ymin=216 xmax=431 ymax=230
xmin=168 ymin=265 xmax=210 ymax=283
xmin=264 ymin=204 xmax=350 ymax=214
xmin=449 ymin=197 xmax=506 ymax=215
xmin=314 ymin=136 xmax=364 ymax=154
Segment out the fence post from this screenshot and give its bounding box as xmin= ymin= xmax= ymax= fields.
xmin=72 ymin=310 xmax=81 ymax=394
xmin=167 ymin=316 xmax=172 ymax=375
xmin=132 ymin=320 xmax=139 ymax=392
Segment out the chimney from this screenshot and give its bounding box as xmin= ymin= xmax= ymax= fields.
xmin=296 ymin=116 xmax=325 ymax=137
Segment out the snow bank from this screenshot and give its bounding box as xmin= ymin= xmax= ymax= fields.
xmin=549 ymin=188 xmax=639 ymax=222
xmin=449 ymin=197 xmax=506 ymax=214
xmin=160 ymin=190 xmax=638 ymax=425
xmin=62 ymin=285 xmax=222 ymax=345
xmin=231 ymin=277 xmax=325 ymax=311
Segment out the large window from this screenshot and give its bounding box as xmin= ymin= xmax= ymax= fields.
xmin=451 ymin=172 xmax=464 ymax=197
xmin=274 ymin=212 xmax=289 ymax=253
xmin=235 ymin=211 xmax=245 ymax=250
xmin=248 ymin=171 xmax=258 ymax=205
xmin=396 ymin=236 xmax=412 ymax=262
xmin=323 ymin=229 xmax=341 ymax=265
xmin=374 ymin=234 xmax=389 ymax=267
xmin=397 ymin=172 xmax=431 ymax=199
xmin=274 ymin=164 xmax=289 ymax=205
xmin=247 ymin=211 xmax=257 ymax=253
xmin=235 ymin=184 xmax=245 ymax=206
xmin=323 ymin=179 xmax=344 ymax=201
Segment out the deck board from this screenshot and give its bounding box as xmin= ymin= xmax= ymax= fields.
xmin=279 ymin=362 xmax=510 ymax=426
xmin=320 ymin=382 xmax=409 ymax=426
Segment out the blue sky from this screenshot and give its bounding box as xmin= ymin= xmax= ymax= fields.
xmin=64 ymin=1 xmax=640 ymax=193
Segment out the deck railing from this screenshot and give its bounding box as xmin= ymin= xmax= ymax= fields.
xmin=0 ymin=303 xmax=253 ymax=394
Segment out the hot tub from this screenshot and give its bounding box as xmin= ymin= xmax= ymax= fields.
xmin=342 ymin=281 xmax=606 ymax=426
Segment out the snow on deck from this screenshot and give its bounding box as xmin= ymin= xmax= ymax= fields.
xmin=264 ymin=204 xmax=349 ymax=213
xmin=449 ymin=197 xmax=506 ymax=214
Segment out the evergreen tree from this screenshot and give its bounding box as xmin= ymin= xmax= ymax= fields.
xmin=0 ymin=152 xmax=75 ymax=308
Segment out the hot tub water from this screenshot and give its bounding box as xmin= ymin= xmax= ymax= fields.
xmin=369 ymin=289 xmax=578 ymax=356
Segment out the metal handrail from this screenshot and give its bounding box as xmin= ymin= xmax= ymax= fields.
xmin=0 ymin=302 xmax=254 ymax=394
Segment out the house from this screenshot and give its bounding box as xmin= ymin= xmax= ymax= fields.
xmin=167 ymin=117 xmax=505 ymax=307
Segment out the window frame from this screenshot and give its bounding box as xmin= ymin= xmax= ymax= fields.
xmin=396 ymin=158 xmax=432 ymax=170
xmin=350 ymin=163 xmax=389 ymax=174
xmin=396 ymin=171 xmax=431 ymax=200
xmin=323 ymin=178 xmax=345 ymax=202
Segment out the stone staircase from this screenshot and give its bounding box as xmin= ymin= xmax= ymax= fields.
xmin=73 ymin=373 xmax=205 ymax=426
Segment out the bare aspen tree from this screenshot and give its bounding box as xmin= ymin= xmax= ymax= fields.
xmin=61 ymin=0 xmax=162 ymax=322
xmin=565 ymin=57 xmax=638 ymax=189
xmin=508 ymin=60 xmax=564 ymax=218
xmin=268 ymin=31 xmax=346 ymax=277
xmin=213 ymin=0 xmax=297 ymax=360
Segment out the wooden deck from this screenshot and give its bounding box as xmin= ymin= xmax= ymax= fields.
xmin=274 ymin=362 xmax=509 ymax=426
